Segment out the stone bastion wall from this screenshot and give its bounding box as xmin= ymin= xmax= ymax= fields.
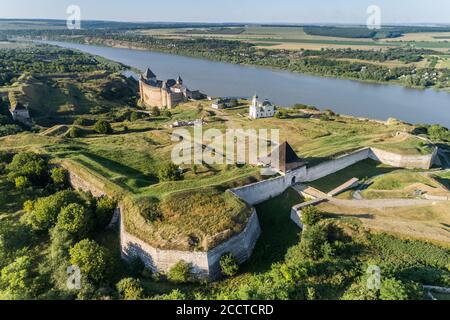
xmin=120 ymin=209 xmax=261 ymax=281
xmin=62 ymin=162 xmax=262 ymax=281
xmin=62 ymin=145 xmax=437 ymax=280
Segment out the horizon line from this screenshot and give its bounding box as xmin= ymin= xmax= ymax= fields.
xmin=1 ymin=18 xmax=450 ymax=26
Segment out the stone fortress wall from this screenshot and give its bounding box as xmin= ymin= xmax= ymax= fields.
xmin=63 ymin=163 xmax=261 ymax=281
xmin=63 ymin=144 xmax=438 ymax=281
xmin=231 ymin=147 xmax=439 ymax=205
xmin=120 ymin=209 xmax=261 ymax=281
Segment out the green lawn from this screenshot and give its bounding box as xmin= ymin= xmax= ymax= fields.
xmin=368 ymin=171 xmax=439 ymax=190
xmin=242 ymin=188 xmax=303 ymax=273
xmin=432 ymin=171 xmax=450 ymax=190
xmin=309 ymin=159 xmax=396 ymax=193
xmin=372 ymin=137 xmax=434 ymax=156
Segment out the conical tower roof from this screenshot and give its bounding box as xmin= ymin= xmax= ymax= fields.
xmin=260 ymin=141 xmax=306 ymax=173
xmin=144 ymin=68 xmax=157 ymax=79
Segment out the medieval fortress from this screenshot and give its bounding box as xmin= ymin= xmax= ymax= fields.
xmin=139 ymin=68 xmax=203 ymax=109
xmin=62 ymin=68 xmax=441 ymax=281
xmin=65 ymin=141 xmax=439 ymax=281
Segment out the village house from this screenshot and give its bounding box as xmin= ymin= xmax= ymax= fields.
xmin=249 ymin=94 xmax=276 ymax=120
xmin=211 ymin=98 xmax=237 ymax=110
xmin=9 ymin=102 xmax=31 ymax=125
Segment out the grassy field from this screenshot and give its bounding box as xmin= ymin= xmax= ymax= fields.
xmin=308 ymin=159 xmax=396 ymax=193
xmin=0 ymin=100 xmax=441 ymax=250
xmin=318 ymin=200 xmax=450 ymax=245
xmin=137 ymin=26 xmax=450 ymax=52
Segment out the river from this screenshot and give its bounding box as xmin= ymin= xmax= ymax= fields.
xmin=46 ymin=41 xmax=450 ymax=127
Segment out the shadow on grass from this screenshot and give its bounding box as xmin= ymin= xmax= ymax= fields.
xmin=323 ymin=212 xmax=375 ymax=220
xmin=241 ymin=188 xmax=303 ymax=274
xmin=308 ymin=159 xmax=398 ymax=193
xmin=77 ymin=151 xmax=157 ymax=190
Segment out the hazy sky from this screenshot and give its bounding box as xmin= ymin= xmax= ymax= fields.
xmin=0 ymin=0 xmax=449 ymax=24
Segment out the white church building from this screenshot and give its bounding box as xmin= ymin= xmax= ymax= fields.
xmin=249 ymin=94 xmax=276 ymax=120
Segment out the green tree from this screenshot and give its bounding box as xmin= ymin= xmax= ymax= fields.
xmin=7 ymin=152 xmax=48 ymax=186
xmin=73 ymin=118 xmax=86 ymax=126
xmin=50 ymin=167 xmax=69 ymax=190
xmin=301 ymin=206 xmax=322 ymax=227
xmin=162 ymin=109 xmax=172 ymax=118
xmin=95 ymin=196 xmax=117 ymax=229
xmin=380 ymin=278 xmax=409 ymax=300
xmin=94 ymin=120 xmax=113 ymax=134
xmin=428 ymin=124 xmax=450 ymax=141
xmin=300 ymin=224 xmax=329 ymax=260
xmin=130 ymin=111 xmax=139 ymax=122
xmin=158 ymin=162 xmax=182 ymax=182
xmin=167 ymin=261 xmax=191 ymax=283
xmin=68 ymin=126 xmax=82 ymax=138
xmin=57 ymin=203 xmax=93 ymax=238
xmin=0 ymin=256 xmax=34 ymax=299
xmin=14 ymin=176 xmax=30 ymax=190
xmin=116 ymin=278 xmax=144 ymax=300
xmin=69 ymin=239 xmax=108 ymax=283
xmin=25 ymin=190 xmax=82 ymax=231
xmin=220 ymin=253 xmax=239 ymax=277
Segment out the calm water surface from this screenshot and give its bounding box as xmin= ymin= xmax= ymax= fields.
xmin=47 ymin=41 xmax=450 ymax=127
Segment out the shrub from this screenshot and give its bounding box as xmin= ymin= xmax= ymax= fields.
xmin=428 ymin=124 xmax=450 ymax=141
xmin=301 ymin=206 xmax=322 ymax=227
xmin=129 ymin=111 xmax=139 ymax=122
xmin=95 ymin=196 xmax=117 ymax=229
xmin=50 ymin=167 xmax=69 ymax=190
xmin=94 ymin=120 xmax=113 ymax=134
xmin=300 ymin=224 xmax=329 ymax=260
xmin=73 ymin=118 xmax=86 ymax=126
xmin=0 ymin=255 xmax=34 ymax=299
xmin=162 ymin=110 xmax=172 ymax=118
xmin=167 ymin=261 xmax=191 ymax=283
xmin=69 ymin=239 xmax=108 ymax=283
xmin=116 ymin=278 xmax=144 ymax=300
xmin=57 ymin=203 xmax=93 ymax=238
xmin=15 ymin=176 xmax=30 ymax=190
xmin=25 ymin=190 xmax=82 ymax=231
xmin=380 ymin=278 xmax=409 ymax=300
xmin=135 ymin=197 xmax=162 ymax=223
xmin=68 ymin=126 xmax=82 ymax=138
xmin=158 ymin=162 xmax=182 ymax=182
xmin=7 ymin=152 xmax=48 ymax=186
xmin=220 ymin=253 xmax=239 ymax=277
